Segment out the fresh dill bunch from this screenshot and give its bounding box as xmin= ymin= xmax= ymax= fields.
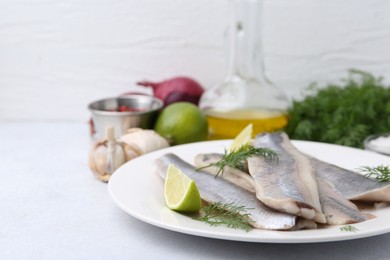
xmin=340 ymin=225 xmax=358 ymax=232
xmin=195 ymin=202 xmax=253 ymax=232
xmin=285 ymin=70 xmax=390 ymax=148
xmin=196 ymin=144 xmax=277 ymax=176
xmin=358 ymin=165 xmax=390 ymax=182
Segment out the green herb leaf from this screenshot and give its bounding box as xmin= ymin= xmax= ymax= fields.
xmin=285 ymin=70 xmax=390 ymax=148
xmin=358 ymin=165 xmax=390 ymax=182
xmin=340 ymin=225 xmax=358 ymax=232
xmin=194 ymin=202 xmax=253 ymax=232
xmin=196 ymin=144 xmax=277 ymax=176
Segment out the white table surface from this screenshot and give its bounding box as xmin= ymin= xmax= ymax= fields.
xmin=1 ymin=122 xmax=390 ymax=260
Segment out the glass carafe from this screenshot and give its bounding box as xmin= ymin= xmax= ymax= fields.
xmin=199 ymin=0 xmax=290 ymax=139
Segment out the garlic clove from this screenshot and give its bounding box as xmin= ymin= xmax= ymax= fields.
xmin=122 ymin=143 xmax=143 ymax=161
xmin=120 ymin=128 xmax=169 ymax=161
xmin=88 ymin=126 xmax=126 ymax=182
xmin=125 ymin=128 xmax=143 ymax=134
xmin=88 ymin=142 xmax=107 ymax=178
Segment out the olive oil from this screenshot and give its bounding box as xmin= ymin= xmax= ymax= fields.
xmin=205 ymin=109 xmax=288 ymax=140
xmin=198 ymin=0 xmax=290 ymax=136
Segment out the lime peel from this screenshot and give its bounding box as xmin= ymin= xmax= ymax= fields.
xmin=154 ymin=102 xmax=208 ymax=145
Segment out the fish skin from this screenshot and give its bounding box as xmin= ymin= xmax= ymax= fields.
xmin=317 ymin=177 xmax=375 ymax=225
xmin=195 ymin=146 xmax=378 ymax=225
xmin=155 ymin=153 xmax=297 ymax=230
xmin=196 ymin=152 xmax=373 ymax=226
xmin=195 ymin=153 xmax=373 ymax=225
xmin=194 ymin=153 xmax=317 ymax=229
xmin=312 ymin=158 xmax=390 ymax=202
xmin=194 ymin=153 xmax=256 ymax=193
xmin=248 ymin=132 xmax=326 ymax=223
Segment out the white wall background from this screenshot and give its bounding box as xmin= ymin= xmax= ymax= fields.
xmin=1 ymin=0 xmax=390 ymax=122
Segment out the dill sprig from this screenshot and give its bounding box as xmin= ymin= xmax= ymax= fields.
xmin=194 ymin=202 xmax=253 ymax=232
xmin=196 ymin=144 xmax=277 ymax=176
xmin=358 ymin=165 xmax=390 ymax=182
xmin=340 ymin=225 xmax=358 ymax=232
xmin=285 ymin=70 xmax=390 ymax=148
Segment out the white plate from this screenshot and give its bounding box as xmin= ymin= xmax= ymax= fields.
xmin=108 ymin=140 xmax=390 ymax=243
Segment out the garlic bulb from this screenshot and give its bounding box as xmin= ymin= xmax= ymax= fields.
xmin=88 ymin=127 xmax=126 ymax=182
xmin=120 ymin=128 xmax=169 ymax=161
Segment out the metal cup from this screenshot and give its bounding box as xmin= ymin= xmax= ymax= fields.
xmin=88 ymin=95 xmax=163 ymax=139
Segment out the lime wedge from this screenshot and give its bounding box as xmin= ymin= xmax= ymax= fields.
xmin=229 ymin=124 xmax=253 ymax=152
xmin=164 ymin=164 xmax=201 ymax=212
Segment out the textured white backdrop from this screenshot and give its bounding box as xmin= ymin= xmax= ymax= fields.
xmin=1 ymin=0 xmax=390 ymax=121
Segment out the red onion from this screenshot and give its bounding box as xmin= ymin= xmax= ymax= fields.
xmin=137 ymin=76 xmax=204 ymax=106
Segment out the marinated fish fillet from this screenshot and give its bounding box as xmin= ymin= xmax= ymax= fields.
xmin=291 ymin=218 xmax=318 ymax=230
xmin=155 ymin=153 xmax=297 ymax=230
xmin=195 ymin=153 xmax=371 ymax=225
xmin=194 ymin=153 xmax=256 ymax=193
xmin=317 ymin=177 xmax=375 ymax=224
xmin=312 ymin=158 xmax=390 ymax=202
xmin=194 ymin=153 xmax=317 ymax=229
xmin=248 ymin=132 xmax=326 ymax=223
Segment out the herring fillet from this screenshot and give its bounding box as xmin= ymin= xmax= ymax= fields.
xmin=155 ymin=153 xmax=297 ymax=230
xmin=194 ymin=153 xmax=317 ymax=229
xmin=312 ymin=158 xmax=390 ymax=202
xmin=317 ymin=177 xmax=375 ymax=224
xmin=248 ymin=132 xmax=326 ymax=223
xmin=195 ymin=153 xmax=372 ymax=225
xmin=194 ymin=153 xmax=256 ymax=193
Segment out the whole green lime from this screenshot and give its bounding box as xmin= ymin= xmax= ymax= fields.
xmin=155 ymin=102 xmax=208 ymax=145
